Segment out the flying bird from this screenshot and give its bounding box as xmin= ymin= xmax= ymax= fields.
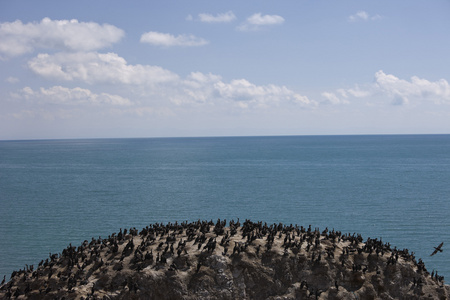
xmin=430 ymin=242 xmax=444 ymax=256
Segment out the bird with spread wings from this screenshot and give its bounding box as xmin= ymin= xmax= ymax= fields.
xmin=430 ymin=242 xmax=444 ymax=256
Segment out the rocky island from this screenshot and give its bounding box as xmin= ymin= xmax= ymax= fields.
xmin=1 ymin=219 xmax=448 ymax=299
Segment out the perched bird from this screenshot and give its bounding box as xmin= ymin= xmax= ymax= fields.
xmin=430 ymin=242 xmax=444 ymax=256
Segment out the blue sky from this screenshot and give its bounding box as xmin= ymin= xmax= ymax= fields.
xmin=1 ymin=0 xmax=450 ymax=139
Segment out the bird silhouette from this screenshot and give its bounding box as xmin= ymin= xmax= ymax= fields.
xmin=430 ymin=242 xmax=444 ymax=256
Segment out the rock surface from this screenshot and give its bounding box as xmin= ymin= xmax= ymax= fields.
xmin=1 ymin=219 xmax=449 ymax=299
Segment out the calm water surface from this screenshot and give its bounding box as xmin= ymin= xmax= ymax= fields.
xmin=1 ymin=135 xmax=449 ymax=280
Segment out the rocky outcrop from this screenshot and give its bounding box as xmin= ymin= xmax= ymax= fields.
xmin=1 ymin=220 xmax=448 ymax=299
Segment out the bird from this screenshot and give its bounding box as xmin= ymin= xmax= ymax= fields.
xmin=430 ymin=242 xmax=444 ymax=256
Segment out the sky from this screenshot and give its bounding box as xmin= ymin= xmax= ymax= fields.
xmin=1 ymin=0 xmax=450 ymax=140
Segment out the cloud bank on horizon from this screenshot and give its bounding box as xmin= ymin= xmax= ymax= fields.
xmin=1 ymin=1 xmax=449 ymax=139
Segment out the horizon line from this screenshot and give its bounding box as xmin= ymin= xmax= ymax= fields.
xmin=1 ymin=132 xmax=450 ymax=142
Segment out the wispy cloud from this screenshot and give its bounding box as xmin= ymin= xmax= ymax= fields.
xmin=140 ymin=31 xmax=208 ymax=47
xmin=348 ymin=11 xmax=381 ymax=22
xmin=0 ymin=18 xmax=124 ymax=59
xmin=6 ymin=76 xmax=19 ymax=84
xmin=196 ymin=11 xmax=237 ymax=23
xmin=14 ymin=86 xmax=132 ymax=106
xmin=237 ymin=13 xmax=285 ymax=31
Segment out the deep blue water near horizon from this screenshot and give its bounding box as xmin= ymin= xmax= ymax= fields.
xmin=1 ymin=135 xmax=450 ymax=282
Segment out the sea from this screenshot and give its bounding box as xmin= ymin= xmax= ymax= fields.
xmin=1 ymin=135 xmax=449 ymax=282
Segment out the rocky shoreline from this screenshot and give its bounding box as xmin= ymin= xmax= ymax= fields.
xmin=1 ymin=219 xmax=448 ymax=299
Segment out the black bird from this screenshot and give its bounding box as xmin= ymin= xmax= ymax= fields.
xmin=430 ymin=242 xmax=444 ymax=256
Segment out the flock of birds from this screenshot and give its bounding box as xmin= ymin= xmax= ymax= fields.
xmin=0 ymin=219 xmax=446 ymax=299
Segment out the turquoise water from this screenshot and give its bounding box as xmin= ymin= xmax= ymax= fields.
xmin=1 ymin=135 xmax=450 ymax=281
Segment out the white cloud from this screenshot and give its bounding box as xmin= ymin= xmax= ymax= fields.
xmin=140 ymin=31 xmax=208 ymax=47
xmin=26 ymin=51 xmax=316 ymax=110
xmin=247 ymin=13 xmax=285 ymax=26
xmin=179 ymin=72 xmax=223 ymax=104
xmin=349 ymin=11 xmax=369 ymax=22
xmin=348 ymin=11 xmax=381 ymax=22
xmin=28 ymin=52 xmax=179 ymax=85
xmin=324 ymin=71 xmax=450 ymax=106
xmin=15 ymin=86 xmax=132 ymax=106
xmin=237 ymin=13 xmax=285 ymax=31
xmin=343 ymin=87 xmax=371 ymax=98
xmin=182 ymin=73 xmax=314 ymax=108
xmin=374 ymin=70 xmax=450 ymax=105
xmin=321 ymin=92 xmax=349 ymax=105
xmin=215 ymin=79 xmax=281 ymax=102
xmin=198 ymin=11 xmax=236 ymax=23
xmin=0 ymin=18 xmax=124 ymax=58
